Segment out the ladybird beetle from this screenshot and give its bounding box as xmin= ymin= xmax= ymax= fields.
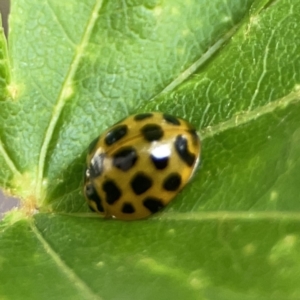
xmin=84 ymin=112 xmax=201 ymax=220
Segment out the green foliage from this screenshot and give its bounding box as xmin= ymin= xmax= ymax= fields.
xmin=0 ymin=26 xmax=9 ymax=101
xmin=1 ymin=0 xmax=300 ymax=299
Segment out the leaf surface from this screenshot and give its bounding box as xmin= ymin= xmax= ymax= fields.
xmin=1 ymin=0 xmax=300 ymax=299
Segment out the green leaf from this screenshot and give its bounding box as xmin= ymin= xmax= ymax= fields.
xmin=0 ymin=24 xmax=10 ymax=101
xmin=1 ymin=0 xmax=300 ymax=299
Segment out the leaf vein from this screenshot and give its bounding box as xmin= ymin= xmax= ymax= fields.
xmin=249 ymin=29 xmax=275 ymax=109
xmin=46 ymin=0 xmax=76 ymax=46
xmin=48 ymin=211 xmax=300 ymax=222
xmin=30 ymin=221 xmax=102 ymax=299
xmin=0 ymin=139 xmax=21 ymax=177
xmin=36 ymin=0 xmax=104 ymax=200
xmin=200 ymin=89 xmax=300 ymax=140
xmin=148 ymin=23 xmax=240 ymax=101
xmin=158 ymin=211 xmax=300 ymax=221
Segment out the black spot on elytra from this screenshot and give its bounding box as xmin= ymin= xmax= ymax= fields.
xmin=113 ymin=147 xmax=138 ymax=171
xmin=88 ymin=136 xmax=99 ymax=154
xmin=150 ymin=154 xmax=169 ymax=170
xmin=131 ymin=172 xmax=153 ymax=195
xmin=174 ymin=135 xmax=196 ymax=166
xmin=102 ymin=180 xmax=122 ymax=204
xmin=85 ymin=183 xmax=104 ymax=212
xmin=122 ymin=203 xmax=135 ymax=214
xmin=134 ymin=113 xmax=153 ymax=121
xmin=105 ymin=124 xmax=128 ymax=146
xmin=163 ymin=173 xmax=182 ymax=191
xmin=89 ymin=153 xmax=105 ymax=178
xmin=141 ymin=124 xmax=163 ymax=142
xmin=163 ymin=114 xmax=180 ymax=125
xmin=143 ymin=197 xmax=164 ymax=213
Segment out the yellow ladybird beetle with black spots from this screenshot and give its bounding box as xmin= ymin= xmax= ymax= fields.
xmin=83 ymin=112 xmax=201 ymax=220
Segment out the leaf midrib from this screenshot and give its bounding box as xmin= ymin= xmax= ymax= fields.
xmin=52 ymin=211 xmax=300 ymax=221
xmin=150 ymin=23 xmax=240 ymax=98
xmin=30 ymin=220 xmax=103 ymax=300
xmin=200 ymin=88 xmax=300 ymax=139
xmin=36 ymin=0 xmax=104 ymax=201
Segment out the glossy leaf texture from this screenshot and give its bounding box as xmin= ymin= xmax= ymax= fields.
xmin=1 ymin=0 xmax=300 ymax=299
